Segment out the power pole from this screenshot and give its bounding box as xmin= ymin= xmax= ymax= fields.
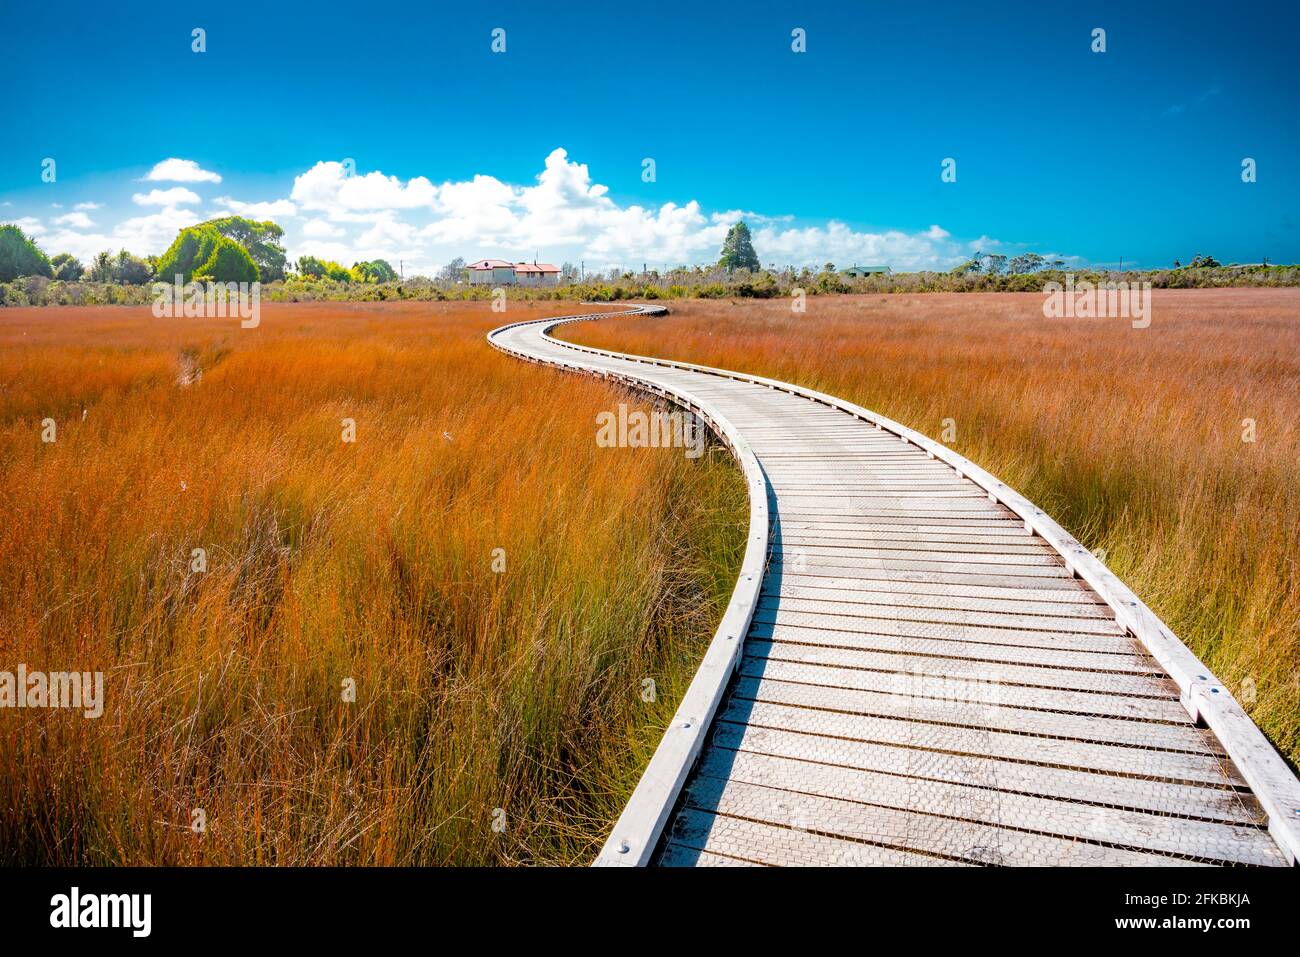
xmin=580 ymin=260 xmax=584 ymax=280
xmin=399 ymin=260 xmax=404 ymax=279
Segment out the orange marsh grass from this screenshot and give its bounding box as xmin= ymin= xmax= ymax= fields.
xmin=561 ymin=289 xmax=1300 ymax=766
xmin=0 ymin=300 xmax=746 ymax=864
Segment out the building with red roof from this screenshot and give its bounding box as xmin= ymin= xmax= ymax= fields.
xmin=512 ymin=261 xmax=562 ymax=286
xmin=465 ymin=259 xmax=562 ymax=286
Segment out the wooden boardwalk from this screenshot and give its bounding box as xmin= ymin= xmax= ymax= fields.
xmin=489 ymin=306 xmax=1300 ymax=868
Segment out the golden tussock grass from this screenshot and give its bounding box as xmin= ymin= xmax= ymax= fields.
xmin=0 ymin=300 xmax=746 ymax=865
xmin=562 ymin=289 xmax=1300 ymax=765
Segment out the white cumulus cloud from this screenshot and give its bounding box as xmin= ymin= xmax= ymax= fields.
xmin=145 ymin=158 xmax=222 ymax=184
xmin=301 ymin=218 xmax=344 ymax=238
xmin=53 ymin=211 xmax=95 ymax=228
xmin=213 ymin=196 xmax=298 ymax=219
xmin=133 ymin=187 xmax=201 ymax=207
xmin=290 ymin=161 xmax=437 ymax=214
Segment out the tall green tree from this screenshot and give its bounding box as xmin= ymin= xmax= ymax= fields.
xmin=86 ymin=251 xmax=114 ymax=282
xmin=297 ymin=255 xmax=351 ymax=282
xmin=50 ymin=252 xmax=84 ymax=281
xmin=297 ymin=255 xmax=327 ymax=279
xmin=1007 ymin=252 xmax=1045 ymax=274
xmin=200 ymin=216 xmax=287 ymax=281
xmin=193 ymin=239 xmax=258 ymax=284
xmin=718 ymin=222 xmax=760 ymax=272
xmin=114 ymin=250 xmax=153 ymax=284
xmin=352 ymin=259 xmax=397 ymax=283
xmin=0 ymin=224 xmax=53 ymax=281
xmin=156 ymin=227 xmax=217 ymax=282
xmin=157 ymin=225 xmax=261 ymax=283
xmin=438 ymin=257 xmax=466 ymax=282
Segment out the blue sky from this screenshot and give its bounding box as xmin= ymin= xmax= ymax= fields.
xmin=2 ymin=0 xmax=1297 ymax=273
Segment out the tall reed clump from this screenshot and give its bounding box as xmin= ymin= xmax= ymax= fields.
xmin=0 ymin=300 xmax=747 ymax=864
xmin=562 ymin=289 xmax=1300 ymax=767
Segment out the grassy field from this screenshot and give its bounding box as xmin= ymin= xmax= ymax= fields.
xmin=0 ymin=300 xmax=747 ymax=865
xmin=560 ymin=289 xmax=1300 ymax=767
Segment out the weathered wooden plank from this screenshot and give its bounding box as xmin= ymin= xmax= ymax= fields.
xmin=757 ymin=597 xmax=1126 ymax=637
xmin=773 ymin=556 xmax=1073 ymax=583
xmin=777 ymin=496 xmax=1010 ymax=512
xmin=777 ymin=544 xmax=1064 ymax=566
xmin=754 ymin=609 xmax=1131 ymax=655
xmin=777 ymin=567 xmax=1091 ymax=591
xmin=774 ymin=485 xmax=990 ymax=495
xmin=776 ymin=513 xmax=1023 ymax=527
xmin=769 ymin=512 xmax=1034 ymax=527
xmin=780 ymin=536 xmax=1050 ymax=557
xmin=777 ymin=520 xmax=1028 ymax=536
xmin=775 ymin=486 xmax=989 ymax=496
xmin=743 ymin=641 xmax=1175 ymax=697
xmin=751 ymin=619 xmax=1148 ymax=670
xmin=763 ymin=581 xmax=1112 ymax=617
xmin=772 ymin=573 xmax=1104 ymax=604
xmin=737 ymin=657 xmax=1188 ymax=722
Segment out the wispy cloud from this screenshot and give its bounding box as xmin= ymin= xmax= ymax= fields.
xmin=1164 ymin=84 xmax=1223 ymax=117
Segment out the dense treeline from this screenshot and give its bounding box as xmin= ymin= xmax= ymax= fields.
xmin=4 ymin=261 xmax=1297 ymax=307
xmin=0 ymin=217 xmax=398 ymax=304
xmin=1 ymin=213 xmax=1296 ymax=307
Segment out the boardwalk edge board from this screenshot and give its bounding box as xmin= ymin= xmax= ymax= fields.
xmin=487 ymin=305 xmax=1300 ymax=867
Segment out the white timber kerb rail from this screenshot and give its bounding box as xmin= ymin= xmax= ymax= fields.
xmin=487 ymin=304 xmax=1300 ymax=868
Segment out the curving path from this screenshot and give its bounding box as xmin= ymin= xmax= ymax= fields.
xmin=489 ymin=305 xmax=1300 ymax=868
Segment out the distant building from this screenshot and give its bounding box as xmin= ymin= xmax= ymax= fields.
xmin=513 ymin=262 xmax=562 ymax=286
xmin=465 ymin=259 xmax=563 ymax=286
xmin=839 ymin=264 xmax=892 ymax=277
xmin=465 ymin=259 xmax=517 ymax=285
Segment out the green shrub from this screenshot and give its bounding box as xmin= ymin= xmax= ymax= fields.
xmin=193 ymin=238 xmax=259 ymax=284
xmin=352 ymin=259 xmax=397 ymax=283
xmin=50 ymin=253 xmax=83 ymax=281
xmin=157 ymin=225 xmax=260 ymax=284
xmin=0 ymin=225 xmax=53 ymax=282
xmin=157 ymin=227 xmax=214 ymax=282
xmin=113 ymin=251 xmax=153 ymax=285
xmin=201 ymin=215 xmax=286 ymax=281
